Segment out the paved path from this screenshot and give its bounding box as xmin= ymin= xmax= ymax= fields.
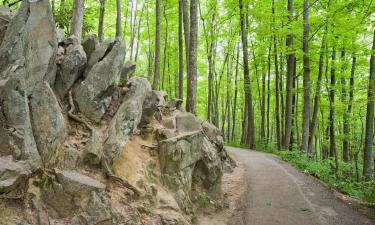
xmin=227 ymin=147 xmax=375 ymax=225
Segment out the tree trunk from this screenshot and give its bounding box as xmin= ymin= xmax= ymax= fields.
xmin=98 ymin=0 xmax=107 ymax=43
xmin=182 ymin=0 xmax=190 ymax=76
xmin=116 ymin=0 xmax=122 ymax=37
xmin=301 ymin=0 xmax=311 ymax=152
xmin=284 ymin=0 xmax=295 ymax=150
xmin=162 ymin=6 xmax=168 ymax=90
xmin=153 ymin=0 xmax=161 ymax=90
xmin=232 ymin=43 xmax=240 ymax=142
xmin=267 ymin=45 xmax=271 ymax=144
xmin=363 ymin=29 xmax=375 ymax=179
xmin=186 ymin=0 xmax=198 ymax=114
xmin=178 ymin=0 xmax=184 ymax=100
xmin=340 ymin=50 xmax=350 ymax=162
xmin=329 ymin=48 xmax=338 ymax=173
xmin=135 ymin=4 xmax=145 ymax=63
xmin=70 ymin=0 xmax=84 ymax=41
xmin=308 ymin=31 xmax=326 ymax=153
xmin=239 ymin=0 xmax=256 ymax=148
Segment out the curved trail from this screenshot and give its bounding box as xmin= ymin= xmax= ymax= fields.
xmin=227 ymin=147 xmax=375 ymax=225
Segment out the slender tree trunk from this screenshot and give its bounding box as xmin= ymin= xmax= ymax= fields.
xmin=178 ymin=0 xmax=184 ymax=100
xmin=232 ymin=43 xmax=240 ymax=142
xmin=363 ymin=30 xmax=375 ymax=179
xmin=116 ymin=0 xmax=122 ymax=37
xmin=70 ymin=0 xmax=84 ymax=41
xmin=267 ymin=45 xmax=271 ymax=144
xmin=329 ymin=48 xmax=339 ymax=173
xmin=135 ymin=3 xmax=145 ymax=63
xmin=153 ymin=0 xmax=161 ymax=90
xmin=301 ymin=0 xmax=311 ymax=152
xmin=340 ymin=50 xmax=350 ymax=162
xmin=284 ymin=0 xmax=295 ymax=149
xmin=147 ymin=3 xmax=153 ymax=80
xmin=261 ymin=64 xmax=266 ymax=144
xmin=308 ymin=31 xmax=326 ymax=153
xmin=239 ymin=0 xmax=256 ymax=148
xmin=182 ymin=0 xmax=190 ymax=76
xmin=98 ymin=0 xmax=107 ymax=43
xmin=347 ymin=55 xmax=356 ymax=159
xmin=186 ymin=0 xmax=198 ymax=114
xmin=162 ymin=6 xmax=168 ymax=90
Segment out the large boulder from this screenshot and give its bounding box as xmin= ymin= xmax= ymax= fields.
xmin=0 ymin=156 xmax=31 ymax=195
xmin=0 ymin=0 xmax=57 ymax=93
xmin=30 ymin=82 xmax=67 ymax=168
xmin=0 ymin=78 xmax=42 ymax=171
xmin=83 ymin=38 xmax=116 ymax=77
xmin=55 ymin=36 xmax=87 ymax=98
xmin=74 ymin=38 xmax=125 ymax=122
xmin=105 ymin=77 xmax=151 ymax=164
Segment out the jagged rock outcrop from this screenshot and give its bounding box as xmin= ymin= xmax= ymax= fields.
xmin=0 ymin=78 xmax=42 ymax=171
xmin=0 ymin=0 xmax=57 ymax=93
xmin=105 ymin=77 xmax=151 ymax=164
xmin=55 ymin=35 xmax=87 ymax=98
xmin=30 ymin=82 xmax=67 ymax=168
xmin=0 ymin=2 xmax=230 ymax=224
xmin=74 ymin=37 xmax=125 ymax=122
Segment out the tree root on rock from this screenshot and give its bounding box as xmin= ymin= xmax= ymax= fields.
xmin=68 ymin=91 xmax=95 ymax=132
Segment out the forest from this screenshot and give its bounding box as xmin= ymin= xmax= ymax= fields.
xmin=4 ymin=0 xmax=375 ymax=205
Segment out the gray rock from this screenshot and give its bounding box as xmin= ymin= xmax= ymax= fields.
xmin=0 ymin=156 xmax=31 ymax=194
xmin=175 ymin=112 xmax=202 ymax=133
xmin=105 ymin=77 xmax=151 ymax=164
xmin=55 ymin=36 xmax=87 ymax=97
xmin=0 ymin=6 xmax=12 ymax=46
xmin=82 ymin=35 xmax=99 ymax=63
xmin=55 ymin=169 xmax=106 ymax=195
xmin=0 ymin=0 xmax=57 ymax=93
xmin=119 ymin=61 xmax=136 ymax=86
xmin=83 ymin=38 xmax=115 ymax=77
xmin=0 ymin=77 xmax=42 ymax=170
xmin=30 ymin=82 xmax=67 ymax=168
xmin=56 ymin=28 xmax=65 ymax=43
xmin=139 ymin=90 xmax=166 ymax=130
xmin=201 ymin=121 xmax=224 ymax=149
xmin=71 ymin=191 xmax=113 ymax=225
xmin=74 ymin=37 xmax=125 ymax=122
xmin=83 ymin=132 xmax=103 ymax=166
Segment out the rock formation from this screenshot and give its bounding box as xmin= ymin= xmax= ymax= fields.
xmin=0 ymin=2 xmax=231 ymax=225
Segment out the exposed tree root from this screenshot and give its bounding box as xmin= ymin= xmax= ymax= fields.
xmin=68 ymin=91 xmax=95 ymax=132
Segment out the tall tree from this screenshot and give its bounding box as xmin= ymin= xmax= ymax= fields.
xmin=239 ymin=0 xmax=256 ymax=148
xmin=70 ymin=0 xmax=84 ymax=40
xmin=329 ymin=48 xmax=338 ymax=173
xmin=116 ymin=0 xmax=122 ymax=37
xmin=98 ymin=0 xmax=107 ymax=42
xmin=363 ymin=29 xmax=375 ymax=179
xmin=178 ymin=0 xmax=184 ymax=100
xmin=284 ymin=0 xmax=295 ymax=149
xmin=301 ymin=0 xmax=311 ymax=152
xmin=182 ymin=0 xmax=190 ymax=76
xmin=153 ymin=0 xmax=161 ymax=90
xmin=186 ymin=0 xmax=198 ymax=114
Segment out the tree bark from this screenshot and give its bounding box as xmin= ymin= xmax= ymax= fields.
xmin=239 ymin=0 xmax=256 ymax=148
xmin=329 ymin=48 xmax=338 ymax=173
xmin=363 ymin=29 xmax=375 ymax=179
xmin=162 ymin=6 xmax=168 ymax=90
xmin=182 ymin=0 xmax=190 ymax=76
xmin=178 ymin=0 xmax=184 ymax=100
xmin=308 ymin=31 xmax=326 ymax=153
xmin=186 ymin=0 xmax=198 ymax=114
xmin=284 ymin=0 xmax=295 ymax=150
xmin=70 ymin=0 xmax=84 ymax=41
xmin=232 ymin=42 xmax=240 ymax=142
xmin=98 ymin=0 xmax=107 ymax=43
xmin=116 ymin=0 xmax=122 ymax=37
xmin=301 ymin=0 xmax=311 ymax=152
xmin=340 ymin=50 xmax=350 ymax=162
xmin=153 ymin=0 xmax=161 ymax=90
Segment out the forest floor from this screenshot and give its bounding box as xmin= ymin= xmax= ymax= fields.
xmin=198 ymin=147 xmax=375 ymax=225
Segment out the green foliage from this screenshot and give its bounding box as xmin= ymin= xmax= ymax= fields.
xmin=277 ymin=149 xmax=375 ymax=205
